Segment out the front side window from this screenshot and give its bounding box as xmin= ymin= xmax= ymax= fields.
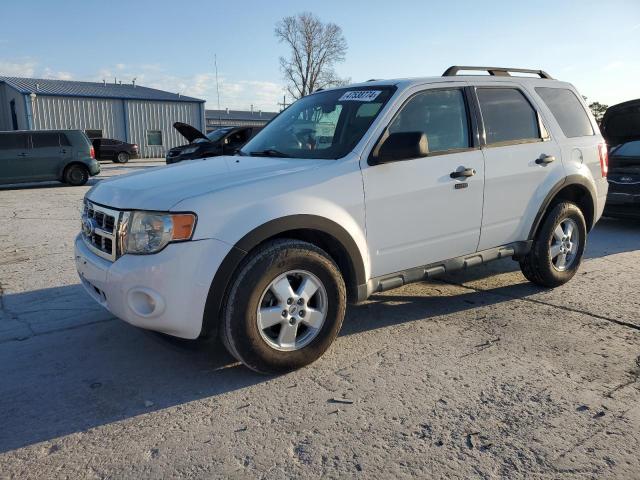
xmin=535 ymin=87 xmax=594 ymax=138
xmin=477 ymin=88 xmax=540 ymax=145
xmin=240 ymin=87 xmax=395 ymax=159
xmin=31 ymin=132 xmax=61 ymax=148
xmin=388 ymin=89 xmax=470 ymax=153
xmin=147 ymin=130 xmax=163 ymax=146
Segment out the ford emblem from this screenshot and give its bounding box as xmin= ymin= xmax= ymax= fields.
xmin=82 ymin=216 xmax=95 ymax=237
xmin=620 ymin=176 xmax=633 ymax=182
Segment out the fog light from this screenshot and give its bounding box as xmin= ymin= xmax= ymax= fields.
xmin=127 ymin=288 xmax=165 ymax=318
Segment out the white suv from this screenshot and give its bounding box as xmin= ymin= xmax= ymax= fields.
xmin=75 ymin=66 xmax=609 ymax=373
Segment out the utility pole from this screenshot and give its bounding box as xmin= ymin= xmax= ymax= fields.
xmin=214 ymin=54 xmax=221 ymax=125
xmin=277 ymin=95 xmax=290 ymax=112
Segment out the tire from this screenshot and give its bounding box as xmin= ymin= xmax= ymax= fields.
xmin=115 ymin=152 xmax=130 ymax=163
xmin=519 ymin=201 xmax=587 ymax=288
xmin=63 ymin=164 xmax=89 ymax=186
xmin=221 ymin=239 xmax=346 ymax=374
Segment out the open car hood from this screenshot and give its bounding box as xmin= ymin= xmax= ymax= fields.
xmin=601 ymin=99 xmax=640 ymax=147
xmin=173 ymin=122 xmax=209 ymax=143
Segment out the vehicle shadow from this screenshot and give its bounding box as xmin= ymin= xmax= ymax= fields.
xmin=0 ymin=219 xmax=636 ymax=453
xmin=0 ymin=277 xmax=532 ymax=454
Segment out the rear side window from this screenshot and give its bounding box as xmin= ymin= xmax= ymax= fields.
xmin=31 ymin=132 xmax=61 ymax=148
xmin=536 ymin=87 xmax=594 ymax=138
xmin=388 ymin=89 xmax=470 ymax=153
xmin=477 ymin=88 xmax=540 ymax=145
xmin=0 ymin=134 xmax=27 ymax=149
xmin=60 ymin=133 xmax=71 ymax=146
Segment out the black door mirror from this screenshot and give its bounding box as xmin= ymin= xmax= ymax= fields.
xmin=372 ymin=131 xmax=429 ymax=164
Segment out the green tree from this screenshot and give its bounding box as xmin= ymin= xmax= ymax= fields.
xmin=588 ymin=101 xmax=608 ymax=123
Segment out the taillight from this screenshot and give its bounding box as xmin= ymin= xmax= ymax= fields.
xmin=90 ymin=145 xmax=95 ymax=159
xmin=598 ymin=143 xmax=608 ymax=178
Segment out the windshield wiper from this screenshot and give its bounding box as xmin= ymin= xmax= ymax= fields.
xmin=249 ymin=149 xmax=290 ymax=158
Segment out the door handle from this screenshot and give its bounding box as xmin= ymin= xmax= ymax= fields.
xmin=535 ymin=154 xmax=555 ymax=165
xmin=60 ymin=149 xmax=67 ymax=154
xmin=17 ymin=153 xmax=27 ymax=157
xmin=450 ymin=167 xmax=476 ymax=179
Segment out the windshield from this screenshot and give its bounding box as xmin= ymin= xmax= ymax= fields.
xmin=206 ymin=127 xmax=233 ymax=142
xmin=240 ymin=86 xmax=395 ymax=159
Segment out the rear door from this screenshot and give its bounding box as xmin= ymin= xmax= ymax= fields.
xmin=0 ymin=133 xmax=31 ymax=183
xmin=29 ymin=132 xmax=65 ymax=180
xmin=474 ymin=85 xmax=563 ymax=250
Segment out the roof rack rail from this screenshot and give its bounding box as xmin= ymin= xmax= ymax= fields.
xmin=442 ymin=66 xmax=553 ymax=80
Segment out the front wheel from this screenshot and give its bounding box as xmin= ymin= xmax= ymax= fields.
xmin=221 ymin=239 xmax=346 ymax=374
xmin=520 ymin=201 xmax=587 ymax=287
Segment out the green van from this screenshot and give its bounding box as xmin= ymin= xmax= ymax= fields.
xmin=0 ymin=130 xmax=100 ymax=186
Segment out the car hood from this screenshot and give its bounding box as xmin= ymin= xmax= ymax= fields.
xmin=601 ymin=99 xmax=640 ymax=147
xmin=86 ymin=156 xmax=329 ymax=211
xmin=173 ymin=122 xmax=209 ymax=143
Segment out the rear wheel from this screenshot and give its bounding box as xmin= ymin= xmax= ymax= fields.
xmin=115 ymin=152 xmax=130 ymax=163
xmin=63 ymin=164 xmax=89 ymax=186
xmin=221 ymin=239 xmax=346 ymax=374
xmin=520 ymin=201 xmax=586 ymax=287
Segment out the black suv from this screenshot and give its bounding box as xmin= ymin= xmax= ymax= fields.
xmin=601 ymin=99 xmax=640 ymax=219
xmin=166 ymin=123 xmax=260 ymax=164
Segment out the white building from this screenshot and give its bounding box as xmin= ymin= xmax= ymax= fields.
xmin=0 ymin=77 xmax=205 ymax=158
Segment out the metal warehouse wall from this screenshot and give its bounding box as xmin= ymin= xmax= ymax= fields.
xmin=0 ymin=84 xmax=27 ymax=131
xmin=126 ymin=100 xmax=202 ymax=158
xmin=31 ymin=95 xmax=126 ymax=140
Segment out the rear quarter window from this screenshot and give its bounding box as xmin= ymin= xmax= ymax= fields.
xmin=535 ymin=87 xmax=594 ymax=138
xmin=31 ymin=132 xmax=61 ymax=148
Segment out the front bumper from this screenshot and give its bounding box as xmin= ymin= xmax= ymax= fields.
xmin=74 ymin=234 xmax=233 ymax=339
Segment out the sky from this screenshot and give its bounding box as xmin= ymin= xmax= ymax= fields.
xmin=1 ymin=0 xmax=638 ymax=111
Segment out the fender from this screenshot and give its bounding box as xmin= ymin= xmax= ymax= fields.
xmin=200 ymin=214 xmax=367 ymax=337
xmin=528 ymin=174 xmax=597 ymax=240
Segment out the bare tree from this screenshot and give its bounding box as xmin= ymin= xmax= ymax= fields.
xmin=275 ymin=12 xmax=348 ymax=100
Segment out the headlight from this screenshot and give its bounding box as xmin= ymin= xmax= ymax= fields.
xmin=181 ymin=146 xmax=199 ymax=154
xmin=121 ymin=211 xmax=197 ymax=254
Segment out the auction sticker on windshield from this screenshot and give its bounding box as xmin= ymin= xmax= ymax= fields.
xmin=339 ymin=90 xmax=382 ymax=102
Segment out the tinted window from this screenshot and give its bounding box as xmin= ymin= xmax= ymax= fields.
xmin=0 ymin=133 xmax=27 ymax=149
xmin=60 ymin=134 xmax=71 ymax=146
xmin=32 ymin=132 xmax=61 ymax=148
xmin=85 ymin=129 xmax=102 ymax=139
xmin=147 ymin=130 xmax=163 ymax=146
xmin=477 ymin=88 xmax=540 ymax=144
xmin=389 ymin=89 xmax=469 ymax=153
xmin=535 ymin=87 xmax=593 ymax=138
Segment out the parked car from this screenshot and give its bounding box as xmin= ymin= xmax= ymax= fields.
xmin=76 ymin=66 xmax=608 ymax=373
xmin=165 ymin=123 xmax=261 ymax=164
xmin=92 ymin=138 xmax=139 ymax=163
xmin=601 ymin=99 xmax=640 ymax=219
xmin=1 ymin=129 xmax=100 ymax=186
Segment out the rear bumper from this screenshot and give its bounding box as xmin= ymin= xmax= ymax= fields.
xmin=88 ymin=159 xmax=101 ymax=176
xmin=604 ymin=192 xmax=640 ymax=219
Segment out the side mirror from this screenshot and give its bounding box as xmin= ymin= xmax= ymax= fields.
xmin=372 ymin=131 xmax=429 ymax=164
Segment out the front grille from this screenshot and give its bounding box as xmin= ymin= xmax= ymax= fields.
xmin=82 ymin=200 xmax=121 ymax=261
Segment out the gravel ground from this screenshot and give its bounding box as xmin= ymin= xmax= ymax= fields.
xmin=0 ymin=159 xmax=639 ymax=479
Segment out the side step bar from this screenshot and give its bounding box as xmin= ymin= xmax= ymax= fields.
xmin=362 ymin=241 xmax=532 ymax=299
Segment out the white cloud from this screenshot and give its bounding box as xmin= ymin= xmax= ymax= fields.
xmin=0 ymin=60 xmax=37 ymax=77
xmin=0 ymin=59 xmax=284 ymax=111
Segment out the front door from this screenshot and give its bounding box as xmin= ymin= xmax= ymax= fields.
xmin=362 ymin=86 xmax=485 ymax=278
xmin=473 ymin=86 xmax=564 ymax=250
xmin=29 ymin=132 xmax=65 ymax=181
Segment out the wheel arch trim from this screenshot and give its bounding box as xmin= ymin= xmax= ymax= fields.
xmin=200 ymin=214 xmax=367 ymax=337
xmin=528 ymin=174 xmax=597 ymax=240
